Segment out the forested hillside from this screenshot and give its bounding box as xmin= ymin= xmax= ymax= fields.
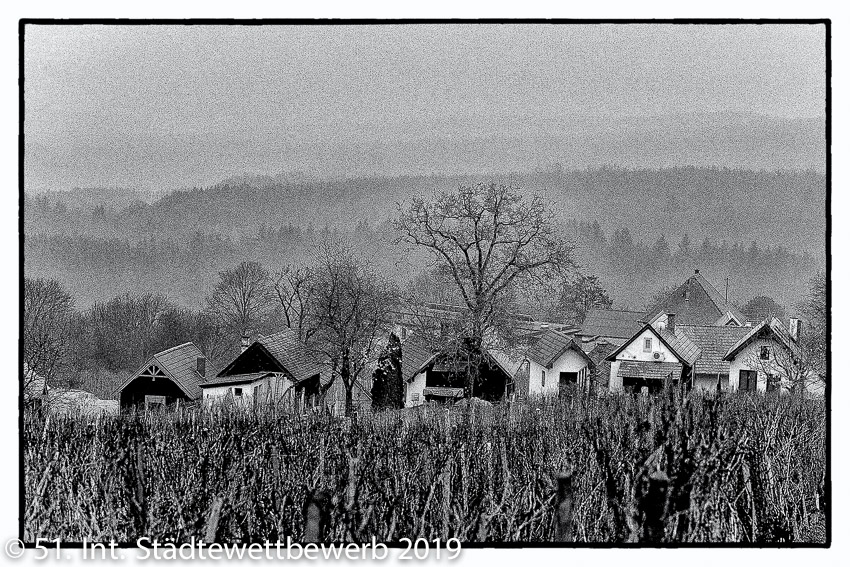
xmin=24 ymin=166 xmax=825 ymax=313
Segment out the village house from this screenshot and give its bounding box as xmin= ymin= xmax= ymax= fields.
xmin=515 ymin=328 xmax=595 ymax=397
xmin=402 ymin=334 xmax=519 ymax=407
xmin=200 ymin=328 xmax=327 ymax=411
xmin=116 ymin=342 xmax=208 ymax=410
xmin=605 ymin=311 xmax=802 ymax=394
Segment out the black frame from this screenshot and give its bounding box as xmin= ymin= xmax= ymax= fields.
xmin=18 ymin=17 xmax=831 ymax=550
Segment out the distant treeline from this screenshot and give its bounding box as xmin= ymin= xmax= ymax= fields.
xmin=25 ymin=219 xmax=819 ymax=313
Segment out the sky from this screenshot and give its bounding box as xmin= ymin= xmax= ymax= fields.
xmin=24 ymin=24 xmax=826 ymax=190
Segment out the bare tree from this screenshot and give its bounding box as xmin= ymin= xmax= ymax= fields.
xmin=205 ymin=261 xmax=275 ymax=338
xmin=23 ymin=278 xmax=75 ymax=393
xmin=306 ymin=240 xmax=398 ymax=416
xmin=395 ymin=183 xmax=575 ymax=392
xmin=798 ymin=270 xmax=827 ymax=388
xmin=272 ymin=265 xmax=316 ymax=341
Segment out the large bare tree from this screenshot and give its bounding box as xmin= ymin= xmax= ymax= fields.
xmin=205 ymin=261 xmax=275 ymax=338
xmin=23 ymin=278 xmax=75 ymax=393
xmin=272 ymin=265 xmax=316 ymax=341
xmin=306 ymin=240 xmax=397 ymax=416
xmin=395 ymin=183 xmax=575 ymax=392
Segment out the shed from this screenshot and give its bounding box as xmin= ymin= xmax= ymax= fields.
xmin=116 ymin=342 xmax=208 ymax=410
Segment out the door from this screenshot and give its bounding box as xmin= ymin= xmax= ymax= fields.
xmin=738 ymin=370 xmax=757 ymax=392
xmin=559 ymin=372 xmax=578 ymax=396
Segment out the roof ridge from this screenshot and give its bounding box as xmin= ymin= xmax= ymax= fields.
xmin=155 ymin=342 xmax=197 ymax=356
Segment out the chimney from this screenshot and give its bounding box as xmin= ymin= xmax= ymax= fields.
xmin=666 ymin=312 xmax=676 ymax=333
xmin=240 ymin=334 xmax=250 ymax=353
xmin=789 ymin=318 xmax=801 ymax=342
xmin=196 ymin=356 xmax=206 ymax=377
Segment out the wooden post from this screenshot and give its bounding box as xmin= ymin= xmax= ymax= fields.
xmin=205 ymin=496 xmax=224 ymax=542
xmin=640 ymin=471 xmax=669 ymax=543
xmin=303 ymin=490 xmax=331 ymax=543
xmin=554 ymin=472 xmax=575 ymax=542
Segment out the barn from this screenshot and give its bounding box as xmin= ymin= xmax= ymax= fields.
xmin=116 ymin=342 xmax=207 ymax=410
xmin=200 ymin=328 xmax=326 ymax=411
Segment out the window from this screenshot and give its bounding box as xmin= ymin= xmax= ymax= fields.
xmin=254 ymin=385 xmax=262 ymax=398
xmin=760 ymin=346 xmax=770 ymax=360
xmin=411 ymin=393 xmax=420 ymax=402
xmin=738 ymin=370 xmax=757 ymax=392
xmin=234 ymin=387 xmax=243 ymax=397
xmin=542 ymin=370 xmax=546 ymax=388
xmin=643 ymin=338 xmax=653 ymax=352
xmin=766 ymin=374 xmax=780 ymax=393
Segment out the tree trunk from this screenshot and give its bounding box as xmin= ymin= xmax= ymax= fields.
xmin=341 ymin=349 xmax=354 ymax=417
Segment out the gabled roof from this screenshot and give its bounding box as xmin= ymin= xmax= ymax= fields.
xmin=525 ymin=329 xmax=593 ymax=368
xmin=606 ymin=323 xmax=701 ymax=366
xmin=402 ymin=334 xmax=439 ymax=382
xmin=723 ymin=317 xmax=796 ymax=361
xmin=677 ymin=325 xmax=751 ymax=374
xmin=643 ymin=271 xmax=747 ymax=327
xmin=256 ymin=329 xmax=325 ymax=383
xmin=117 ymin=342 xmax=207 ymax=400
xmin=580 ymin=309 xmax=645 ymax=339
xmin=215 ymin=328 xmax=324 ymax=386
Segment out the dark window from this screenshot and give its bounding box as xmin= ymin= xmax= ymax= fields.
xmin=234 ymin=387 xmax=243 ymax=397
xmin=542 ymin=370 xmax=546 ymax=388
xmin=760 ymin=346 xmax=770 ymax=360
xmin=643 ymin=338 xmax=652 ymax=352
xmin=766 ymin=374 xmax=780 ymax=393
xmin=738 ymin=370 xmax=757 ymax=392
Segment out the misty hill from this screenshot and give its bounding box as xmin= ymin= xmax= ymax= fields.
xmin=24 ymin=166 xmax=825 ymax=314
xmin=23 ymin=112 xmax=824 ymax=191
xmin=112 ymin=166 xmax=825 ymax=257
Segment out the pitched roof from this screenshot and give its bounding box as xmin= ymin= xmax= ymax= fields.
xmin=617 ymin=361 xmax=683 ymax=381
xmin=678 ymin=325 xmax=752 ymax=374
xmin=723 ymin=317 xmax=796 ymax=361
xmin=256 ymin=329 xmax=324 ymax=383
xmin=402 ymin=334 xmax=439 ymax=381
xmin=580 ymin=309 xmax=645 ymax=339
xmin=525 ymin=329 xmax=593 ymax=368
xmin=199 ymin=372 xmax=273 ymax=387
xmin=606 ymin=323 xmax=701 ymax=366
xmin=117 ymin=342 xmax=207 ymax=400
xmin=643 ymin=271 xmax=747 ymax=326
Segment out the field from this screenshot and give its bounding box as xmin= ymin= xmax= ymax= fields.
xmin=23 ymin=391 xmax=827 ymax=545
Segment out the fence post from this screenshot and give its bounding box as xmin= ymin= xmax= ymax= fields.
xmin=554 ymin=472 xmax=575 ymax=542
xmin=303 ymin=490 xmax=331 ymax=543
xmin=205 ymin=496 xmax=224 ymax=542
xmin=639 ymin=471 xmax=670 ymax=543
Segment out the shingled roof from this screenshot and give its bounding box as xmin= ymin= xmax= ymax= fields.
xmin=643 ymin=270 xmax=747 ymax=326
xmin=402 ymin=334 xmax=439 ymax=382
xmin=256 ymin=329 xmax=325 ymax=383
xmin=580 ymin=309 xmax=645 ymax=340
xmin=118 ymin=342 xmax=207 ymax=400
xmin=606 ymin=323 xmax=701 ymax=367
xmin=525 ymin=329 xmax=593 ymax=368
xmin=617 ymin=361 xmax=683 ymax=381
xmin=723 ymin=317 xmax=796 ymax=361
xmin=678 ymin=325 xmax=752 ymax=374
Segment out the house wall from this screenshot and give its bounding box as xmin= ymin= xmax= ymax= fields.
xmin=202 ymin=375 xmax=294 ymax=404
xmin=405 ymin=371 xmax=427 ymax=408
xmin=727 ymin=338 xmax=783 ymax=393
xmin=526 ymin=350 xmax=590 ymax=396
xmin=608 ymin=329 xmax=678 ymax=392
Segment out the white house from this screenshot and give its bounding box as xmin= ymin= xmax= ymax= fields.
xmin=200 ymin=329 xmax=325 ymax=410
xmin=519 ymin=329 xmax=594 ymax=396
xmin=605 ymin=311 xmax=805 ymax=394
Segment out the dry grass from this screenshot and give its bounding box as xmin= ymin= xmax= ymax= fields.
xmin=23 ymin=390 xmax=826 ymax=544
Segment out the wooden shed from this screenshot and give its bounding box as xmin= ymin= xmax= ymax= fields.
xmin=116 ymin=342 xmax=207 ymax=410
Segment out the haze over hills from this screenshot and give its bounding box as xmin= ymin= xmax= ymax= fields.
xmin=23 ymin=112 xmax=825 ymax=193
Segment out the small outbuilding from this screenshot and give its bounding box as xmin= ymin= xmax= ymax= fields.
xmin=116 ymin=342 xmax=207 ymax=410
